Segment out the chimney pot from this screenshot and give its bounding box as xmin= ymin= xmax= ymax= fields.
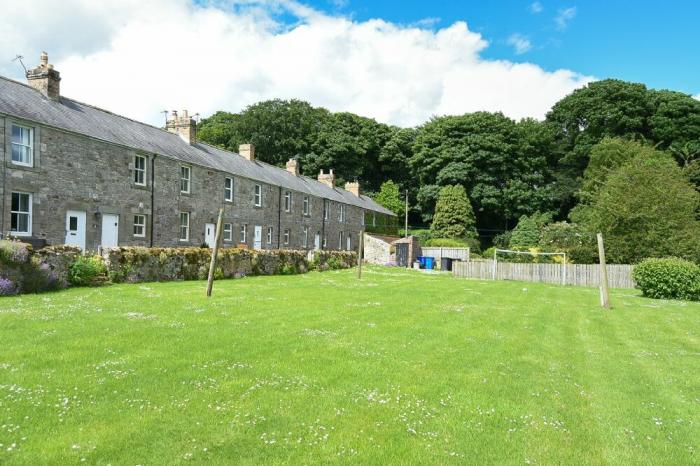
xmin=239 ymin=144 xmax=256 ymax=161
xmin=317 ymin=168 xmax=336 ymax=188
xmin=166 ymin=109 xmax=196 ymax=145
xmin=286 ymin=158 xmax=300 ymax=176
xmin=26 ymin=51 xmax=61 ymax=101
xmin=345 ymin=181 xmax=361 ymax=197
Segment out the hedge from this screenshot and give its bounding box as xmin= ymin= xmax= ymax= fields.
xmin=633 ymin=257 xmax=700 ymax=301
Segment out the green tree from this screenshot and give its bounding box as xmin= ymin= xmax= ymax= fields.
xmin=509 ymin=212 xmax=553 ymax=247
xmin=303 ymin=112 xmax=392 ymax=191
xmin=578 ymin=138 xmax=660 ymax=202
xmin=373 ymin=180 xmax=404 ymax=218
xmin=577 ymin=152 xmax=700 ymax=264
xmin=198 ymin=99 xmax=328 ymax=165
xmin=411 ymin=112 xmax=554 ymax=228
xmin=430 ymin=185 xmax=477 ymax=240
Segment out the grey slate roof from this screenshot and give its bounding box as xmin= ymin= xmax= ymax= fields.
xmin=0 ymin=76 xmax=395 ymax=216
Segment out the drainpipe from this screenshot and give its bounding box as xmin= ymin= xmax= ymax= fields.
xmin=1 ymin=122 xmax=6 ymax=238
xmin=277 ymin=187 xmax=282 ymax=249
xmin=321 ymin=198 xmax=326 ymax=250
xmin=149 ymin=154 xmax=156 ymax=247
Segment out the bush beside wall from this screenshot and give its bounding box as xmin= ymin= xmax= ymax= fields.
xmin=0 ymin=242 xmax=356 ymax=295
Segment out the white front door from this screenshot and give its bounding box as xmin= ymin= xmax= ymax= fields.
xmin=101 ymin=214 xmax=119 ymax=248
xmin=204 ymin=223 xmax=216 ymax=248
xmin=65 ymin=210 xmax=86 ymax=249
xmin=253 ymin=225 xmax=262 ymax=250
xmin=314 ymin=233 xmax=320 ymax=250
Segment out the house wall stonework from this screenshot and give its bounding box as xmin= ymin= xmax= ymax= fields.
xmin=0 ymin=115 xmax=382 ymax=251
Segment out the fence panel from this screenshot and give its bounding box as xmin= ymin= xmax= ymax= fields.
xmin=453 ymin=261 xmax=635 ymax=288
xmin=420 ymin=247 xmax=470 ymax=263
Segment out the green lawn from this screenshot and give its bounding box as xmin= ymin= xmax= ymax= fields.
xmin=0 ymin=266 xmax=698 ymax=465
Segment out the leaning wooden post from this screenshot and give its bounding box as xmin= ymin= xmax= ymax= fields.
xmin=597 ymin=233 xmax=610 ymax=309
xmin=357 ymin=230 xmax=364 ymax=279
xmin=206 ymin=208 xmax=224 ymax=297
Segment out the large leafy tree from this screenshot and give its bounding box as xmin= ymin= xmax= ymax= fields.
xmin=430 ymin=185 xmax=477 ymax=240
xmin=545 ymin=80 xmax=700 ymax=212
xmin=197 ymin=99 xmax=328 ymax=165
xmin=411 ymin=112 xmax=554 ymax=228
xmin=576 ymin=151 xmax=700 ymax=264
xmin=302 ymin=112 xmax=392 ymax=191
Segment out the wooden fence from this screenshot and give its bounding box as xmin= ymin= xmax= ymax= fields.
xmin=420 ymin=247 xmax=470 ymax=263
xmin=452 ymin=260 xmax=635 ymax=288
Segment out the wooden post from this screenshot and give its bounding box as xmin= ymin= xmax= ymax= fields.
xmin=562 ymin=253 xmax=567 ymax=286
xmin=357 ymin=230 xmax=364 ymax=279
xmin=492 ymin=248 xmax=497 ymax=280
xmin=206 ymin=208 xmax=224 ymax=297
xmin=597 ymin=233 xmax=610 ymax=309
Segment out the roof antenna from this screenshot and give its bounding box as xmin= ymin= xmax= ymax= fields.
xmin=12 ymin=55 xmax=27 ymax=74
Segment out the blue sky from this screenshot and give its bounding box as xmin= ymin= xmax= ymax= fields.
xmin=307 ymin=0 xmax=699 ymax=95
xmin=2 ymin=0 xmax=697 ymax=127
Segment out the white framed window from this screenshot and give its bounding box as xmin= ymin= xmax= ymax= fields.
xmin=133 ymin=214 xmax=146 ymax=237
xmin=284 ymin=191 xmax=291 ymax=212
xmin=223 ymin=223 xmax=232 ymax=242
xmin=283 ymin=229 xmax=290 ymax=245
xmin=347 ymin=234 xmax=352 ymax=251
xmin=254 ymin=184 xmax=262 ymax=207
xmin=224 ymin=177 xmax=233 ymax=202
xmin=10 ymin=124 xmax=33 ymax=166
xmin=361 ymin=210 xmax=365 ymax=226
xmin=302 ymin=226 xmax=308 ymax=248
xmin=303 ymin=196 xmax=310 ymax=216
xmin=323 ymin=235 xmax=327 ymax=248
xmin=339 ymin=205 xmax=345 ymax=222
xmin=240 ymin=224 xmax=247 ymax=243
xmin=179 ymin=212 xmax=189 ymax=241
xmin=324 ymin=202 xmax=329 ymax=220
xmin=180 ymin=166 xmax=191 ymax=193
xmin=372 ymin=212 xmax=376 ymax=227
xmin=339 ymin=231 xmax=344 ymax=249
xmin=266 ymin=227 xmax=273 ymax=245
xmin=134 ymin=155 xmax=146 ymax=185
xmin=10 ymin=192 xmax=32 ymax=236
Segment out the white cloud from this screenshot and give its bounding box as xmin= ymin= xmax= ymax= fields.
xmin=507 ymin=34 xmax=532 ymax=55
xmin=529 ymin=2 xmax=543 ymax=14
xmin=694 ymin=94 xmax=700 ymax=101
xmin=0 ymin=0 xmax=593 ymax=127
xmin=555 ymin=7 xmax=577 ymax=30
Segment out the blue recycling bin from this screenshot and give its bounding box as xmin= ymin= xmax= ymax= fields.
xmin=417 ymin=256 xmax=427 ymax=269
xmin=424 ymin=256 xmax=435 ymax=270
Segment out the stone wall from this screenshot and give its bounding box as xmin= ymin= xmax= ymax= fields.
xmin=363 ymin=234 xmax=400 ymax=265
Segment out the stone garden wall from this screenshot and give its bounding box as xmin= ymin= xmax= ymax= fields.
xmin=0 ymin=240 xmax=357 ymax=295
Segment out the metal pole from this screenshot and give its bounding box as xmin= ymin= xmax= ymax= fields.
xmin=562 ymin=253 xmax=567 ymax=286
xmin=206 ymin=208 xmax=224 ymax=297
xmin=597 ymin=233 xmax=610 ymax=309
xmin=404 ymin=190 xmax=408 ymax=238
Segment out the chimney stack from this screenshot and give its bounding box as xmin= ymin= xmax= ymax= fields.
xmin=166 ymin=110 xmax=196 ymax=145
xmin=317 ymin=169 xmax=336 ymax=188
xmin=286 ymin=158 xmax=300 ymax=176
xmin=345 ymin=181 xmax=361 ymax=197
xmin=26 ymin=51 xmax=61 ymax=101
xmin=239 ymin=144 xmax=255 ymax=161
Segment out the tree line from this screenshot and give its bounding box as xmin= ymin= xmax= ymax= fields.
xmin=198 ymin=79 xmax=700 ymax=263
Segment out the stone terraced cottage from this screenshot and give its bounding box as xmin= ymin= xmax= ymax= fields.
xmin=0 ymin=53 xmax=395 ymax=251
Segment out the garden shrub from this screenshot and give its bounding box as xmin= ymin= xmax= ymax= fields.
xmin=0 ymin=276 xmax=18 ymax=296
xmin=0 ymin=240 xmax=31 ymax=265
xmin=633 ymin=258 xmax=700 ymax=301
xmin=423 ymin=238 xmax=469 ymax=247
xmin=68 ymin=255 xmax=108 ymax=287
